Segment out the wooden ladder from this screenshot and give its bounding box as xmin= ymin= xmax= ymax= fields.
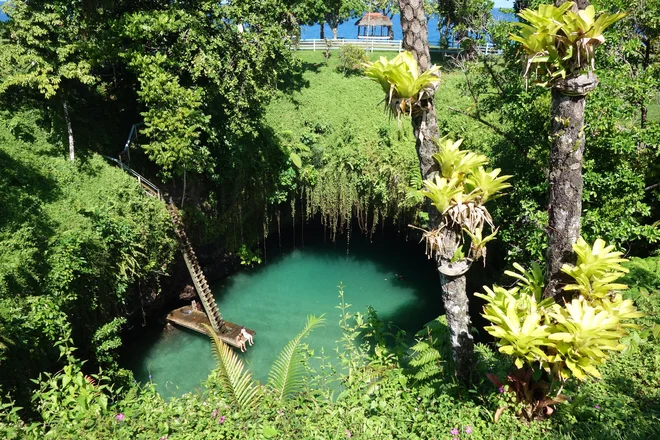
xmin=167 ymin=203 xmax=225 ymax=333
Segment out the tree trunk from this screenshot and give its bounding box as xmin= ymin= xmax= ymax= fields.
xmin=320 ymin=21 xmax=325 ymax=39
xmin=544 ymin=0 xmax=592 ymax=299
xmin=399 ymin=0 xmax=474 ymax=383
xmin=62 ymin=97 xmax=75 ymax=162
xmin=181 ymin=167 xmax=187 ymax=206
xmin=641 ymin=38 xmax=651 ymax=129
xmin=331 ymin=26 xmax=338 ymax=40
xmin=544 ymin=89 xmax=586 ymax=298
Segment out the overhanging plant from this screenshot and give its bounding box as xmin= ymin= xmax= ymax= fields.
xmin=363 ymin=51 xmax=440 ymax=119
xmin=476 ymin=238 xmax=643 ymax=421
xmin=414 ymin=137 xmax=512 ymax=272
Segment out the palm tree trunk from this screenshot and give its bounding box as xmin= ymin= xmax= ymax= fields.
xmin=398 ymin=0 xmax=474 ymax=383
xmin=544 ymin=0 xmax=592 ymax=299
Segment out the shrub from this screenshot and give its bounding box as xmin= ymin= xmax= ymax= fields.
xmin=476 ymin=238 xmax=643 ymax=420
xmin=337 ymin=44 xmax=368 ymax=75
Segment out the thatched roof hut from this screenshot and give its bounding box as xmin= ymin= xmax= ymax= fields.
xmin=355 ymin=13 xmax=393 ymax=39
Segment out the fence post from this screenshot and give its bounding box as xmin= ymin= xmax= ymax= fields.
xmin=313 ymin=40 xmax=316 ymax=51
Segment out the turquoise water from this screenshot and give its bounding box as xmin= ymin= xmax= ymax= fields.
xmin=123 ymin=235 xmax=442 ymax=398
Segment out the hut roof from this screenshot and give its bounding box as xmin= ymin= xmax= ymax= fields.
xmin=355 ymin=13 xmax=393 ymax=27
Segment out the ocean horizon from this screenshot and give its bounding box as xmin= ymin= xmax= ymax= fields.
xmin=301 ymin=9 xmax=515 ymax=44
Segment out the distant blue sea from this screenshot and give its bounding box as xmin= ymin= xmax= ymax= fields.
xmin=301 ymin=9 xmax=515 ymax=44
xmin=0 ymin=7 xmax=515 ymax=42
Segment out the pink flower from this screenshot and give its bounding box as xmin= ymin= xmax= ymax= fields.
xmin=212 ymin=409 xmax=218 ymax=418
xmin=465 ymin=425 xmax=473 ymax=434
xmin=116 ymin=413 xmax=125 ymax=421
xmin=450 ymin=427 xmax=459 ymax=436
xmin=346 ymin=429 xmax=352 ymax=438
xmin=219 ymin=415 xmax=226 ymax=424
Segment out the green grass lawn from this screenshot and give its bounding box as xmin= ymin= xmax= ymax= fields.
xmin=267 ymin=50 xmax=496 ymax=157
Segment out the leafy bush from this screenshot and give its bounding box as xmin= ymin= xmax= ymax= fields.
xmin=0 ymin=110 xmax=176 ymax=408
xmin=476 ymin=238 xmax=643 ymax=420
xmin=337 ymin=44 xmax=368 ymax=75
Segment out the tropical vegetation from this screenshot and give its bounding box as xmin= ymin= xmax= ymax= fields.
xmin=0 ymin=0 xmax=658 ymax=438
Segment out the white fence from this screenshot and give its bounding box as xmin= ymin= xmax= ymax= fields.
xmin=294 ymin=38 xmax=501 ymax=55
xmin=296 ymin=38 xmax=403 ymax=52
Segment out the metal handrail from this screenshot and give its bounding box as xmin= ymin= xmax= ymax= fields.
xmin=102 ymin=155 xmax=162 ymax=200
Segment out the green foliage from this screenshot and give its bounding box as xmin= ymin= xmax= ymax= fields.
xmin=118 ymin=1 xmax=296 ymax=180
xmin=266 ymin=51 xmax=421 ymax=241
xmin=438 ymin=0 xmax=495 ymax=50
xmin=419 ymin=137 xmax=511 ymax=262
xmin=408 ymin=315 xmax=453 ymax=396
xmin=322 ymin=0 xmax=367 ymax=36
xmin=364 ymin=51 xmax=441 ymax=118
xmin=337 ymin=44 xmax=369 ymax=75
xmin=205 ymin=325 xmax=262 ymax=410
xmin=441 ymin=9 xmax=660 ymax=261
xmin=205 ymin=314 xmax=325 ymax=409
xmin=236 ymin=245 xmax=263 ymax=267
xmin=511 ymin=2 xmax=626 ymax=87
xmin=561 ymin=237 xmax=629 ymax=299
xmin=477 ymin=238 xmax=644 ymax=419
xmin=267 ymin=314 xmax=326 ymax=400
xmin=31 ymin=359 xmax=115 ymax=427
xmin=0 ymin=1 xmax=97 ymax=99
xmin=0 ymin=110 xmax=175 ymax=408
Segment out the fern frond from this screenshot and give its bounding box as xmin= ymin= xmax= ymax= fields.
xmin=408 ymin=315 xmax=452 ymax=392
xmin=204 ymin=324 xmax=262 ymax=409
xmin=414 ymin=362 xmax=445 ymax=381
xmin=267 ymin=314 xmax=326 ymax=401
xmin=409 ymin=348 xmax=441 ymax=367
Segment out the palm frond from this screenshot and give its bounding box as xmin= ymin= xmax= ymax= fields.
xmin=204 ymin=324 xmax=262 ymax=409
xmin=267 ymin=314 xmax=326 ymax=401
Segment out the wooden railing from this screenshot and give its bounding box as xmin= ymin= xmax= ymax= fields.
xmin=167 ymin=204 xmax=225 ymax=333
xmin=104 ymin=128 xmax=232 ymax=336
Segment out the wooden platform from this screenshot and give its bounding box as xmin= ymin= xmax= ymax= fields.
xmin=166 ymin=306 xmax=255 ymax=350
